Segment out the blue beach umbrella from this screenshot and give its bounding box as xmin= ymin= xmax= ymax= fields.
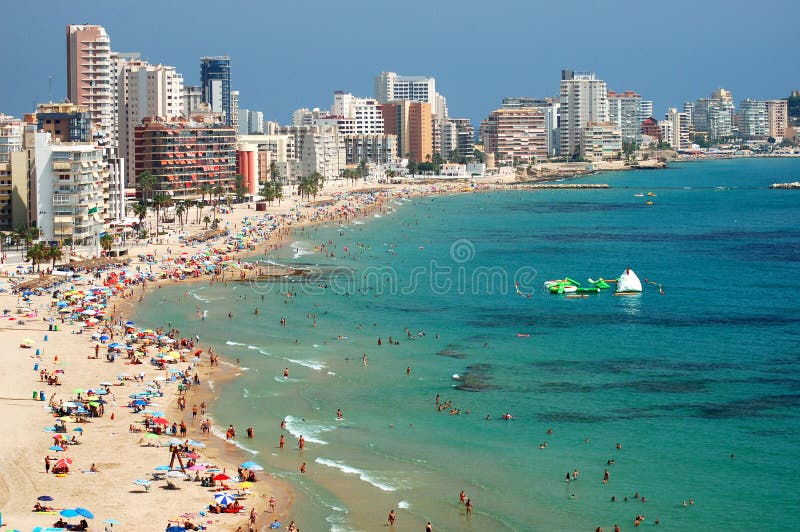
xmin=60 ymin=509 xmax=79 ymax=518
xmin=125 ymin=321 xmax=135 ymax=326
xmin=104 ymin=519 xmax=120 ymax=525
xmin=166 ymin=526 xmax=186 ymax=532
xmin=134 ymin=479 xmax=151 ymax=485
xmin=214 ymin=492 xmax=236 ymax=506
xmin=75 ymin=508 xmax=94 ymax=519
xmin=49 ymin=445 xmax=65 ymax=451
xmin=73 ymin=427 xmax=83 ymax=432
xmin=99 ymin=335 xmax=110 ymax=341
xmin=37 ymin=495 xmax=54 ymax=501
xmin=240 ymin=461 xmax=263 ymax=471
xmin=154 ymin=465 xmax=171 ymax=471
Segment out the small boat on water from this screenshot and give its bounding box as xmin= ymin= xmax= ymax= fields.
xmin=634 ymin=193 xmax=644 ymax=197
xmin=647 ymin=192 xmax=657 ymax=197
xmin=645 ymin=200 xmax=654 ymax=206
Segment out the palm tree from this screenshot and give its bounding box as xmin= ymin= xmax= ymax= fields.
xmin=151 ymin=192 xmax=171 ymax=237
xmin=359 ymin=159 xmax=368 ymax=182
xmin=273 ymin=179 xmax=284 ymax=205
xmin=175 ymin=203 xmax=186 ymax=229
xmin=233 ymin=174 xmax=247 ymax=203
xmin=27 ymin=242 xmax=45 ymax=272
xmin=100 ymin=234 xmax=114 ymax=253
xmin=260 ymin=180 xmax=277 ymax=206
xmin=202 ymin=215 xmax=211 ymax=230
xmin=46 ymin=243 xmax=63 ymax=268
xmin=13 ymin=224 xmax=28 ymax=252
xmin=269 ymin=161 xmax=280 ymax=184
xmin=132 ymin=202 xmax=148 ymax=234
xmin=137 ymin=171 xmax=158 ymax=206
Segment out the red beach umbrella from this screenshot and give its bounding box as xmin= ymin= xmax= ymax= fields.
xmin=212 ymin=473 xmax=231 ymax=481
xmin=152 ymin=417 xmax=169 ymax=425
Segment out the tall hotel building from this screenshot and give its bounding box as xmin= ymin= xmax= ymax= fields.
xmin=200 ymin=57 xmax=232 ymax=125
xmin=66 ymin=24 xmax=113 ymax=144
xmin=381 ymin=101 xmax=432 ymax=163
xmin=558 ymin=70 xmax=608 ymax=157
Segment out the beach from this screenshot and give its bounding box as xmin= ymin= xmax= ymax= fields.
xmin=0 ymin=176 xmax=516 ymax=531
xmin=3 ymin=158 xmax=800 ymax=531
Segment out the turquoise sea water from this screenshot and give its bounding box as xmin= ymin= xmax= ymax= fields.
xmin=132 ymin=158 xmax=800 ymax=531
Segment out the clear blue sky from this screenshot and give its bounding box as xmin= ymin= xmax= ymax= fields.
xmin=1 ymin=0 xmax=797 ymax=125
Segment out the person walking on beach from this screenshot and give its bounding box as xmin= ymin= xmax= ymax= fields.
xmin=268 ymin=495 xmax=276 ymax=513
xmin=279 ymin=434 xmax=285 ymax=449
xmin=44 ymin=455 xmax=51 ymax=473
xmin=298 ymin=435 xmax=305 ymax=450
xmin=387 ymin=509 xmax=397 ymax=526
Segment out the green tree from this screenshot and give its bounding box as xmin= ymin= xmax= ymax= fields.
xmin=137 ymin=171 xmax=158 ymax=206
xmin=132 ymin=202 xmax=148 ymax=235
xmin=202 ymin=215 xmax=211 ymax=230
xmin=260 ymin=180 xmax=277 ymax=206
xmin=233 ymin=173 xmax=247 ymax=202
xmin=431 ymin=152 xmax=444 ymax=173
xmin=99 ymin=234 xmax=114 ymax=253
xmin=175 ymin=203 xmax=186 ymax=229
xmin=27 ymin=242 xmax=45 ymax=272
xmin=151 ymin=192 xmax=172 ymax=237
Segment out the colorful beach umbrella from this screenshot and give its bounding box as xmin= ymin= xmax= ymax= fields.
xmin=59 ymin=509 xmax=79 ymax=518
xmin=152 ymin=417 xmax=169 ymax=425
xmin=240 ymin=461 xmax=263 ymax=471
xmin=75 ymin=508 xmax=94 ymax=519
xmin=37 ymin=495 xmax=54 ymax=501
xmin=212 ymin=473 xmax=231 ymax=481
xmin=214 ymin=492 xmax=236 ymax=506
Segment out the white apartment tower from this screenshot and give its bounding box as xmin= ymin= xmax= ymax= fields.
xmin=332 ymin=92 xmax=384 ymax=134
xmin=66 ymin=24 xmax=113 ymax=145
xmin=558 ymin=70 xmax=609 ymax=157
xmin=608 ymin=91 xmax=643 ymax=143
xmin=665 ymin=108 xmax=691 ymax=149
xmin=117 ymin=60 xmax=184 ymax=186
xmin=374 ymin=72 xmax=444 ymax=116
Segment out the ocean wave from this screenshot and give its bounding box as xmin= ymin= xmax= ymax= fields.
xmin=247 ymin=345 xmax=260 ymax=350
xmin=188 ymin=287 xmax=220 ymax=302
xmin=286 ymin=358 xmax=325 ymax=371
xmin=353 ymin=221 xmax=364 ymax=225
xmin=398 ymin=500 xmax=410 ymax=509
xmin=314 ymin=458 xmax=397 ymax=491
xmin=373 ymin=214 xmax=382 ymax=218
xmin=226 ymin=340 xmax=246 ymax=346
xmin=291 ymin=241 xmax=314 ymax=259
xmin=209 ymin=425 xmax=259 ymax=455
xmin=207 ymin=379 xmax=215 ymax=391
xmin=283 ymin=415 xmax=332 ymax=445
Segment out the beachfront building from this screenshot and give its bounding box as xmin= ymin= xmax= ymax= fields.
xmin=343 ymin=134 xmax=397 ymax=165
xmin=28 ymin=133 xmax=107 ymax=244
xmin=133 ymin=116 xmax=237 ymax=200
xmin=110 ymin=52 xmax=141 ymax=146
xmin=374 ymin=72 xmax=446 ymax=116
xmin=0 ymin=116 xmax=28 ymax=230
xmin=292 ymin=108 xmax=328 ymax=128
xmin=665 ymin=108 xmax=691 ymax=149
xmin=480 ymin=107 xmax=549 ymax=163
xmin=297 ymin=125 xmax=346 ymax=181
xmin=579 ymin=121 xmax=622 ymax=161
xmin=381 ymin=101 xmax=432 ymax=163
xmin=767 ymin=99 xmax=788 ymax=140
xmin=737 ymin=99 xmax=769 ymax=140
xmin=200 ymin=56 xmax=232 ymax=125
xmin=66 ymin=24 xmax=113 ymax=147
xmin=34 ymin=103 xmax=91 ymax=143
xmin=559 ymin=70 xmax=609 ymax=158
xmin=332 ymin=92 xmax=384 ymax=134
xmin=117 ymin=60 xmax=184 ymax=186
xmin=451 ymin=118 xmax=476 ymax=159
xmin=607 ymin=91 xmax=642 ymax=143
xmin=230 ymin=90 xmax=239 ymax=132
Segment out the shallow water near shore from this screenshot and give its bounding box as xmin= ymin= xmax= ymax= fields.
xmin=132 ymin=158 xmax=800 ymax=530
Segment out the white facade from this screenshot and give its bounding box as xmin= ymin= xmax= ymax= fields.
xmin=182 ymin=86 xmax=204 ymax=117
xmin=608 ymin=91 xmax=643 ymax=142
xmin=298 ymin=126 xmax=345 ymax=180
xmin=31 ymin=133 xmax=106 ymax=244
xmin=117 ymin=61 xmax=184 ymax=186
xmin=579 ymin=122 xmax=622 ymax=161
xmin=559 ymin=70 xmax=609 ymax=157
xmin=639 ymin=100 xmax=653 ymax=121
xmin=737 ymin=99 xmax=769 ymax=139
xmin=332 ymin=92 xmax=384 ymax=134
xmin=374 ymin=72 xmax=442 ymax=115
xmin=665 ymin=108 xmax=690 ymax=149
xmin=230 ymin=90 xmax=239 ymax=132
xmin=292 ymin=107 xmax=328 ymax=127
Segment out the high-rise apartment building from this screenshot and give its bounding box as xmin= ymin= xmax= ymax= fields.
xmin=238 ymin=109 xmax=264 ymax=135
xmin=665 ymin=108 xmax=691 ymax=149
xmin=480 ymin=107 xmax=549 ymax=163
xmin=737 ymin=99 xmax=769 ymax=139
xmin=559 ymin=70 xmax=609 ymax=157
xmin=608 ymin=91 xmax=643 ymax=143
xmin=639 ymin=100 xmax=654 ymax=122
xmin=134 ymin=116 xmax=237 ymax=199
xmin=200 ymin=56 xmax=232 ymax=125
xmin=0 ymin=116 xmax=26 ymax=230
xmin=343 ymin=134 xmax=397 ymax=165
xmin=332 ymin=92 xmax=384 ymax=134
xmin=230 ymin=90 xmax=239 ymax=132
xmin=374 ymin=72 xmax=444 ymax=116
xmin=117 ymin=60 xmax=184 ymax=185
xmin=381 ymin=101 xmax=432 ymax=163
xmin=110 ymin=52 xmax=141 ymax=147
xmin=694 ymin=90 xmax=734 ymax=140
xmin=766 ymin=99 xmax=788 ymax=139
xmin=66 ymin=24 xmax=113 ymax=145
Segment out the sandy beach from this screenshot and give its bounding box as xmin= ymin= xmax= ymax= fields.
xmin=0 ymin=176 xmax=527 ymax=532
